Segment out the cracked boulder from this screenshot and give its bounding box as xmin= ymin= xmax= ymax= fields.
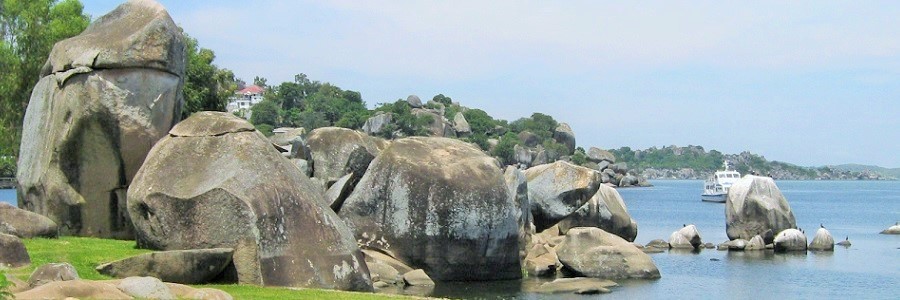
xmin=525 ymin=161 xmax=602 ymax=232
xmin=127 ymin=112 xmax=372 ymax=291
xmin=339 ymin=137 xmax=521 ymax=281
xmin=17 ymin=0 xmax=184 ymax=238
xmin=557 ymin=184 xmax=638 ymax=242
xmin=306 ymin=127 xmax=388 ymax=186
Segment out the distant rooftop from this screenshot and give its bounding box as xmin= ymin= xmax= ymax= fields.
xmin=237 ymin=85 xmax=265 ymax=95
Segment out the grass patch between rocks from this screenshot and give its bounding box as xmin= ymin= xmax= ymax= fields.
xmin=8 ymin=237 xmax=414 ymax=299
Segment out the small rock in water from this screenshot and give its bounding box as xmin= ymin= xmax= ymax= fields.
xmin=710 ymin=258 xmax=720 ymax=261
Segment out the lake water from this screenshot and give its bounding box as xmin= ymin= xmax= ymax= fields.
xmin=2 ymin=181 xmax=898 ymax=299
xmin=395 ymin=180 xmax=900 ymax=299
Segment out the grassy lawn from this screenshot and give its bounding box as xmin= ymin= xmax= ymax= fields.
xmin=4 ymin=237 xmax=415 ymax=299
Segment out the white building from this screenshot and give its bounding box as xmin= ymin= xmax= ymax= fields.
xmin=226 ymin=85 xmax=265 ymax=118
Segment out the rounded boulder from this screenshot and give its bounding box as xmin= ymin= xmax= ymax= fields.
xmin=725 ymin=176 xmax=796 ymax=243
xmin=339 ymin=137 xmax=521 ymax=281
xmin=127 ymin=112 xmax=372 ymax=291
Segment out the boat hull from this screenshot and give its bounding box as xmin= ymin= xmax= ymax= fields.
xmin=701 ymin=193 xmax=727 ymax=203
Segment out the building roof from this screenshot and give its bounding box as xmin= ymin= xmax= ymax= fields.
xmin=237 ymin=85 xmax=265 ymax=95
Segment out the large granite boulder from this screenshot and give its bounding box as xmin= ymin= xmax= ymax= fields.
xmin=127 ymin=112 xmax=372 ymax=291
xmin=0 ymin=202 xmax=58 ymax=238
xmin=668 ymin=225 xmax=702 ymax=249
xmin=361 ymin=112 xmax=392 ymax=136
xmin=725 ymin=176 xmax=796 ymax=243
xmin=587 ymin=147 xmax=616 ymax=163
xmin=339 ymin=137 xmax=521 ymax=281
xmin=524 ymin=161 xmax=602 ymax=232
xmin=96 ymin=248 xmax=234 ymax=284
xmin=17 ymin=0 xmax=184 ymax=239
xmin=306 ymin=127 xmax=388 ymax=186
xmin=773 ymin=229 xmax=807 ymax=252
xmin=514 ymin=144 xmax=534 ymax=167
xmin=552 ymin=123 xmax=576 ymax=155
xmin=406 ymin=95 xmax=422 ymax=108
xmin=453 ymin=112 xmax=471 ymax=135
xmin=0 ymin=233 xmax=30 ymax=268
xmin=556 ymin=227 xmax=660 ymax=279
xmin=504 ymin=166 xmax=532 ymax=259
xmin=557 ymin=185 xmax=638 ymax=242
xmin=808 ymin=227 xmax=835 ymax=251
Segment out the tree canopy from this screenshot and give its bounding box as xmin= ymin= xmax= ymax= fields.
xmin=0 ymin=0 xmax=89 ymax=176
xmin=181 ymin=32 xmax=236 ymax=118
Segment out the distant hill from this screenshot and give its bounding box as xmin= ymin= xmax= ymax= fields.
xmin=610 ymin=145 xmax=895 ymax=181
xmin=830 ymin=164 xmax=900 ymax=179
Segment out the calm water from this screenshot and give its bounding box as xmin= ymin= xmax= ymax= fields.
xmin=1 ymin=188 xmax=14 ymax=206
xmin=399 ymin=180 xmax=900 ymax=299
xmin=3 ymin=181 xmax=898 ymax=299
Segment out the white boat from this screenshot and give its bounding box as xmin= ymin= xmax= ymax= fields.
xmin=701 ymin=162 xmax=741 ymax=203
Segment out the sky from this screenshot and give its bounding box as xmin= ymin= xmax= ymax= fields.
xmin=80 ymin=1 xmax=900 ymax=168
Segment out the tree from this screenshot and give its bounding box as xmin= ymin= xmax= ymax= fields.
xmin=181 ymin=33 xmax=236 ymax=118
xmin=462 ymin=108 xmax=496 ymax=136
xmin=491 ymin=132 xmax=521 ymax=165
xmin=432 ymin=94 xmax=452 ymax=105
xmin=250 ymin=99 xmax=280 ymax=127
xmin=253 ymin=76 xmax=267 ymax=88
xmin=0 ymin=0 xmax=89 ymax=168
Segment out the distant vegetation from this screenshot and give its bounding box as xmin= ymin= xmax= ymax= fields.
xmin=0 ymin=0 xmax=91 ymax=177
xmin=612 ymin=145 xmax=893 ymax=180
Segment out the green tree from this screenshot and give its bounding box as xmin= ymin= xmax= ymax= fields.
xmin=181 ymin=33 xmax=236 ymax=118
xmin=250 ymin=99 xmax=281 ymax=126
xmin=462 ymin=108 xmax=496 ymax=136
xmin=0 ymin=0 xmax=89 ymax=162
xmin=432 ymin=94 xmax=452 ymax=105
xmin=491 ymin=132 xmax=521 ymax=165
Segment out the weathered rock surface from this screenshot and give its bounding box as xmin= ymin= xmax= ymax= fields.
xmin=268 ymin=127 xmax=306 ymax=148
xmin=773 ymin=229 xmax=808 ymax=252
xmin=306 ymin=127 xmax=388 ymax=185
xmin=587 ymin=147 xmax=616 ymax=163
xmin=668 ymin=225 xmax=702 ymax=249
xmin=0 ymin=203 xmax=58 ymax=238
xmin=524 ymin=243 xmax=561 ymax=277
xmin=533 ymin=277 xmax=617 ymax=295
xmin=745 ymin=235 xmax=766 ymax=251
xmin=16 ymin=280 xmax=132 ymax=300
xmin=453 ymin=112 xmax=471 ymax=135
xmin=725 ymin=176 xmax=796 ymax=243
xmin=808 ymin=227 xmax=835 ymax=251
xmin=525 ymin=161 xmax=602 ymax=232
xmin=504 ymin=166 xmax=532 ymax=260
xmin=325 ymin=173 xmax=355 ymax=212
xmin=17 ymin=0 xmax=184 ymax=239
xmin=402 ymin=269 xmax=434 ymax=287
xmin=28 ymin=262 xmax=80 ymax=288
xmin=556 ymin=227 xmax=660 ymax=280
xmin=552 ymin=123 xmax=576 ymax=155
xmin=412 ymin=108 xmax=456 ymax=138
xmin=645 ymin=239 xmax=669 ymax=249
xmin=96 ymin=248 xmax=234 ymax=284
xmin=406 ymin=95 xmax=422 ymax=108
xmin=366 ymin=261 xmax=401 ymax=285
xmin=127 ymin=112 xmax=372 ymax=291
xmin=0 ymin=233 xmax=30 ymax=268
xmin=339 ymin=137 xmax=520 ymax=281
xmin=557 ymin=185 xmax=638 ymax=242
xmin=514 ymin=144 xmax=534 ymax=167
xmin=116 ymin=276 xmax=175 ymax=300
xmin=880 ymin=223 xmax=900 ymax=234
xmin=14 ymin=277 xmax=234 ymax=300
xmin=362 ymin=112 xmax=392 ymax=136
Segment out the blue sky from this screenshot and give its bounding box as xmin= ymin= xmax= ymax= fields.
xmin=81 ymin=1 xmax=900 ymax=167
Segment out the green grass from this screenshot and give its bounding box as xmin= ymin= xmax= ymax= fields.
xmin=8 ymin=237 xmax=415 ymax=299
